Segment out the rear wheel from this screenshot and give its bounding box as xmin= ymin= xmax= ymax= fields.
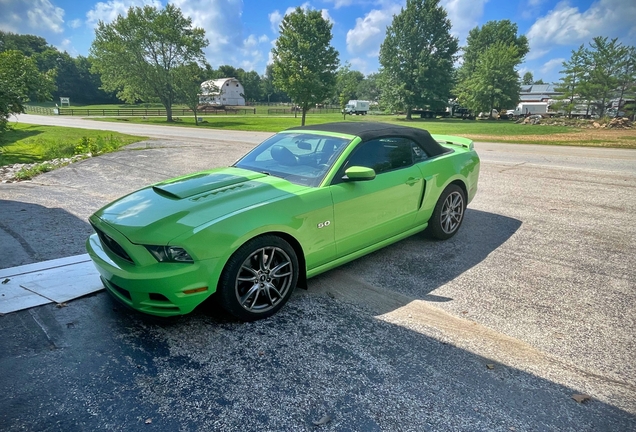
xmin=218 ymin=235 xmax=298 ymax=321
xmin=427 ymin=184 xmax=466 ymax=240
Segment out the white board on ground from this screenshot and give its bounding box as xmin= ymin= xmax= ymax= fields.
xmin=0 ymin=254 xmax=103 ymax=315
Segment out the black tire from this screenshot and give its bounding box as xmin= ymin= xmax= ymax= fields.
xmin=427 ymin=184 xmax=466 ymax=240
xmin=218 ymin=235 xmax=298 ymax=321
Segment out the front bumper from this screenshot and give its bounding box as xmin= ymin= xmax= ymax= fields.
xmin=87 ymin=234 xmax=220 ymax=317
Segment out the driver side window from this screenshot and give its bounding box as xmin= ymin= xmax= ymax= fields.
xmin=342 ymin=137 xmax=417 ymax=175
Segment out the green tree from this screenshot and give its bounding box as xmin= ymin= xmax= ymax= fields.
xmin=335 ymin=63 xmax=364 ymax=107
xmin=356 ymin=73 xmax=382 ymax=102
xmin=614 ymin=47 xmax=636 ymax=118
xmin=0 ymin=50 xmax=55 ymax=134
xmin=379 ymin=0 xmax=458 ymax=119
xmin=553 ymin=45 xmax=588 ymax=118
xmin=456 ymin=20 xmax=528 ymax=116
xmin=90 ymin=4 xmax=208 ymax=122
xmin=238 ymin=70 xmax=262 ymax=102
xmin=271 ymin=7 xmax=339 ymax=125
xmin=261 ymin=64 xmax=290 ymax=103
xmin=522 ymin=72 xmax=533 ymax=85
xmin=211 ymin=65 xmax=240 ymax=79
xmin=586 ymin=37 xmax=630 ymax=117
xmin=0 ymin=31 xmax=49 ymax=56
xmin=459 ymin=20 xmax=529 ymax=79
xmin=457 ymin=43 xmax=520 ymax=117
xmin=174 ymin=62 xmax=217 ymax=125
xmin=74 ymin=56 xmax=120 ymax=104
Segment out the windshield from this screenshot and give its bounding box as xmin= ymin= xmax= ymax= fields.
xmin=234 ymin=132 xmax=351 ymax=187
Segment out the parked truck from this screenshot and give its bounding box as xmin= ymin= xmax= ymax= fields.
xmin=343 ymin=100 xmax=370 ymax=115
xmin=513 ymin=102 xmax=551 ymax=117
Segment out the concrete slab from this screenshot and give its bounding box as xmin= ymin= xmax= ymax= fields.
xmin=0 ymin=254 xmax=102 ymax=314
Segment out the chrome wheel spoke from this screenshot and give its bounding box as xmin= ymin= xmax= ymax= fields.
xmin=267 ymin=283 xmax=282 ymax=300
xmin=271 ymin=261 xmax=291 ymax=278
xmin=238 ymin=265 xmax=258 ymax=282
xmin=235 ymin=245 xmax=294 ymax=314
xmin=265 ymin=283 xmax=282 ymax=306
xmin=240 ymin=284 xmax=259 ymax=309
xmin=249 ymin=289 xmax=261 ymax=310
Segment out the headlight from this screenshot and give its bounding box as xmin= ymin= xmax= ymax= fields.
xmin=145 ymin=245 xmax=194 ymax=263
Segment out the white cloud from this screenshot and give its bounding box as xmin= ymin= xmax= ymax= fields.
xmin=541 ymin=57 xmax=565 ymax=74
xmin=86 ymin=0 xmax=161 ymax=27
xmin=68 ymin=19 xmax=82 ymax=29
xmin=171 ymin=0 xmax=252 ymax=68
xmin=269 ymin=10 xmax=283 ymax=33
xmin=0 ymin=0 xmax=65 ymax=34
xmin=346 ymin=4 xmax=401 ymax=57
xmin=345 ymin=0 xmax=487 ymax=58
xmin=243 ymin=34 xmax=259 ymax=49
xmin=321 ymin=9 xmax=335 ymax=24
xmin=349 ymin=57 xmax=371 ymax=74
xmin=268 ymin=3 xmax=334 ymax=35
xmin=323 ymin=0 xmax=355 ymax=8
xmin=440 ymin=0 xmax=489 ymax=43
xmin=527 ymin=0 xmax=636 ymax=60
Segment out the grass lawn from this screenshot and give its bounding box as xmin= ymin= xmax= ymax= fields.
xmin=0 ymin=123 xmax=146 ymax=166
xmin=96 ymin=113 xmax=636 ymax=148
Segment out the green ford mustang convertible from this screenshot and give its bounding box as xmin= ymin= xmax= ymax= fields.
xmin=87 ymin=122 xmax=480 ymax=321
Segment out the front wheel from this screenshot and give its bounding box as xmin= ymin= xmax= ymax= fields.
xmin=427 ymin=184 xmax=466 ymax=240
xmin=218 ymin=235 xmax=298 ymax=321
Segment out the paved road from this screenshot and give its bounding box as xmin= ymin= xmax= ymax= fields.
xmin=15 ymin=113 xmax=272 ymax=144
xmin=1 ymin=115 xmax=635 ymax=430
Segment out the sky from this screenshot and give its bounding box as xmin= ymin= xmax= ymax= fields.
xmin=1 ymin=0 xmax=635 ymax=84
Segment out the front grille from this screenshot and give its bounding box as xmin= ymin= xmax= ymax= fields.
xmin=92 ymin=223 xmax=133 ymax=263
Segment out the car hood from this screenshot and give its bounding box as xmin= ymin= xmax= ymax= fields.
xmin=93 ymin=167 xmax=302 ymax=245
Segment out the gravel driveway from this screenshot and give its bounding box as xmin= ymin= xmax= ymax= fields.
xmin=1 ymin=119 xmax=635 ymax=430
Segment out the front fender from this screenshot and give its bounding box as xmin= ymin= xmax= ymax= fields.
xmin=170 ymin=187 xmax=336 ymax=273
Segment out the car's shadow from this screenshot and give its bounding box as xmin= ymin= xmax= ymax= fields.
xmin=305 ymin=208 xmax=521 ymax=314
xmin=0 ymin=200 xmax=94 ymax=268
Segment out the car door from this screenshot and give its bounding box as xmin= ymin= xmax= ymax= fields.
xmin=328 ymin=137 xmax=425 ymax=257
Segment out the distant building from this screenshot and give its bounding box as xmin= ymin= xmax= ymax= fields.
xmin=519 ymin=84 xmax=562 ymax=102
xmin=199 ymin=78 xmax=245 ymax=106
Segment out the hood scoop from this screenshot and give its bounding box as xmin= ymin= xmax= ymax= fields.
xmin=152 ymin=172 xmax=265 ymax=199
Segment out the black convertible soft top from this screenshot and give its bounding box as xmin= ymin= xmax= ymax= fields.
xmin=286 ymin=122 xmax=448 ymax=157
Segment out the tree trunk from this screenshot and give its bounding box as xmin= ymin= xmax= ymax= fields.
xmin=406 ymin=107 xmax=412 ymax=120
xmin=301 ymin=108 xmax=307 ymax=126
xmin=193 ymin=109 xmax=198 ymax=126
xmin=166 ymin=104 xmax=173 ymax=122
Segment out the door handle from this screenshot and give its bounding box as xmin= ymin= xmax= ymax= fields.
xmin=406 ymin=177 xmax=421 ymax=186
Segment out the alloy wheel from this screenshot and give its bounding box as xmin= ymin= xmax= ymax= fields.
xmin=235 ymin=246 xmax=294 ymax=313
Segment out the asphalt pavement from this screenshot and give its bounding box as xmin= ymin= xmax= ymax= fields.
xmin=1 ymin=115 xmax=635 ymax=431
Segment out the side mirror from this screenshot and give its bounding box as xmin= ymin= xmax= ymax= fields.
xmin=343 ymin=166 xmax=376 ymax=181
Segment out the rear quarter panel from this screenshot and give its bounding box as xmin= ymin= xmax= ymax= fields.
xmin=415 ymin=147 xmax=480 ymax=225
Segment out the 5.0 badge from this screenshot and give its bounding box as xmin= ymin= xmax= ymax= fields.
xmin=317 ymin=220 xmax=331 ymax=229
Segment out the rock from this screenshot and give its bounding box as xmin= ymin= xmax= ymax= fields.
xmin=0 ymin=154 xmax=90 ymax=183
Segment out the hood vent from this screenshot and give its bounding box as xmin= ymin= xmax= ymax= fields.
xmin=152 ymin=172 xmax=264 ymax=200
